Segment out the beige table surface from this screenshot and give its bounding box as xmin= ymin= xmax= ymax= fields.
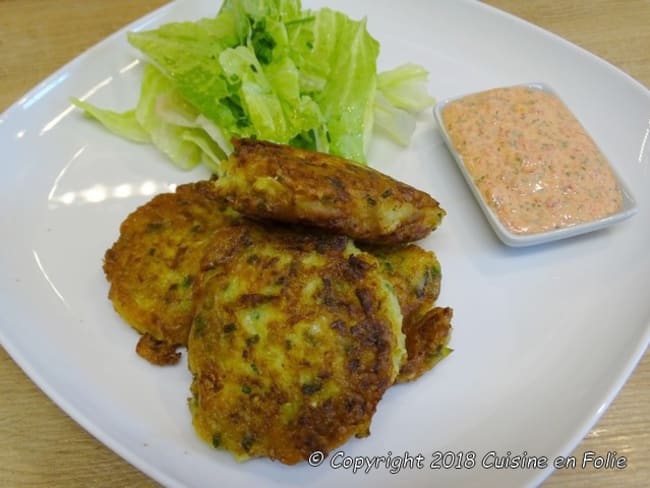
xmin=1 ymin=1 xmax=648 ymax=486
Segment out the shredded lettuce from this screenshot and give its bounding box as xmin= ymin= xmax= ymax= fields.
xmin=72 ymin=0 xmax=435 ymax=172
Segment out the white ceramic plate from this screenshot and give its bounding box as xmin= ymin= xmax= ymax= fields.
xmin=433 ymin=82 xmax=638 ymax=247
xmin=1 ymin=1 xmax=649 ymax=487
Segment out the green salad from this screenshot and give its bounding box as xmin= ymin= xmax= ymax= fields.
xmin=72 ymin=0 xmax=434 ymax=172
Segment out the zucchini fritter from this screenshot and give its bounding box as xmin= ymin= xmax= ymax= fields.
xmin=398 ymin=306 xmax=452 ymax=383
xmin=214 ymin=138 xmax=446 ymax=244
xmin=366 ymin=244 xmax=452 ymax=382
xmin=103 ymin=181 xmax=237 ymax=364
xmin=187 ymin=223 xmax=406 ymax=464
xmin=368 ymin=244 xmax=442 ymax=324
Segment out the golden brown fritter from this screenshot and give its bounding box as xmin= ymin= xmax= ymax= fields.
xmin=187 ymin=222 xmax=405 ymax=464
xmin=213 ymin=138 xmax=446 ymax=244
xmin=366 ymin=244 xmax=442 ymax=325
xmin=135 ymin=333 xmax=183 ymax=366
xmin=397 ymin=306 xmax=452 ymax=383
xmin=103 ymin=181 xmax=238 ymax=364
xmin=367 ymin=244 xmax=451 ymax=382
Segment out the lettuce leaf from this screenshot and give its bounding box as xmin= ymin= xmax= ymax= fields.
xmin=70 ymin=98 xmax=150 ymax=143
xmin=296 ymin=8 xmax=379 ymax=162
xmin=135 ymin=64 xmax=205 ymax=170
xmin=377 ymin=63 xmax=435 ymax=112
xmin=373 ymin=91 xmax=416 ymax=146
xmin=373 ymin=64 xmax=436 ymax=146
xmin=72 ymin=65 xmax=226 ymax=171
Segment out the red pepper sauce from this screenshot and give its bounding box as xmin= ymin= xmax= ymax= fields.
xmin=442 ymin=86 xmax=623 ymax=234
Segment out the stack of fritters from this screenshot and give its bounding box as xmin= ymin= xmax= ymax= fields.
xmin=103 ymin=138 xmax=452 ymax=464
